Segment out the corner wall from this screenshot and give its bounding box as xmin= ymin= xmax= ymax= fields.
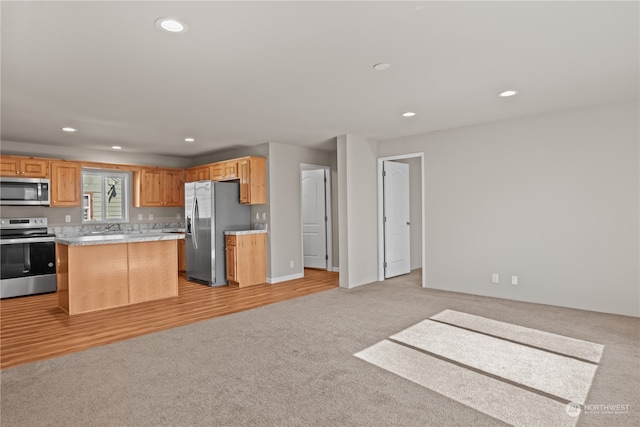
xmin=337 ymin=134 xmax=379 ymax=288
xmin=378 ymin=101 xmax=640 ymax=317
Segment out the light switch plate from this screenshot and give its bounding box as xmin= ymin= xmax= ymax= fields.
xmin=138 ymin=214 xmax=143 ymax=220
xmin=148 ymin=214 xmax=154 ymax=220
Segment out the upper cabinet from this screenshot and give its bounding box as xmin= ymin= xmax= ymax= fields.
xmin=186 ymin=165 xmax=210 ymax=182
xmin=50 ymin=161 xmax=81 ymax=207
xmin=211 ymin=160 xmax=238 ymax=181
xmin=186 ymin=156 xmax=266 ymax=205
xmin=0 ymin=155 xmax=49 ymax=178
xmin=133 ymin=168 xmax=184 ymax=207
xmin=238 ymin=156 xmax=266 ymax=205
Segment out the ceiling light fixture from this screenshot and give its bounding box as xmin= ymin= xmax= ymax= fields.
xmin=62 ymin=127 xmax=77 ymax=132
xmin=155 ymin=18 xmax=188 ymax=33
xmin=498 ymin=90 xmax=518 ymax=97
xmin=373 ymin=63 xmax=390 ymax=71
xmin=402 ymin=112 xmax=416 ymax=117
xmin=185 ymin=137 xmax=195 ymax=142
xmin=111 ymin=146 xmax=122 ymax=150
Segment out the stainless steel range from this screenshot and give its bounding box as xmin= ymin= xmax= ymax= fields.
xmin=0 ymin=217 xmax=56 ymax=299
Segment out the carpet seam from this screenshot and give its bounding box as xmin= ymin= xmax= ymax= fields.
xmin=428 ymin=318 xmax=599 ymax=366
xmin=385 ymin=337 xmax=579 ymax=407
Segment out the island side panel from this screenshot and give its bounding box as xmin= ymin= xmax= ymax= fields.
xmin=67 ymin=243 xmax=129 ymax=315
xmin=128 ymin=240 xmax=178 ymax=304
xmin=56 ymin=243 xmax=69 ymax=313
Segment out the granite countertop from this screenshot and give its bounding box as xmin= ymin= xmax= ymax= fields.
xmin=56 ymin=232 xmax=185 ymax=246
xmin=224 ymin=230 xmax=268 ymax=236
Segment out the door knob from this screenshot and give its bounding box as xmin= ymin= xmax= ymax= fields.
xmin=406 ymin=222 xmax=411 ymax=225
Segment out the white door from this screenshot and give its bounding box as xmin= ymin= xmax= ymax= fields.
xmin=383 ymin=160 xmax=411 ymax=278
xmin=302 ymin=169 xmax=327 ymax=269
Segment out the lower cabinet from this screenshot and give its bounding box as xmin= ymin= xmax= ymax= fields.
xmin=225 ymin=233 xmax=266 ymax=287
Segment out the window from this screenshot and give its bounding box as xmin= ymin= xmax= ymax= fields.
xmin=82 ymin=169 xmax=129 ymax=223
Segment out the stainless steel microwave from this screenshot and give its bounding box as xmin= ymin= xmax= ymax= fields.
xmin=0 ymin=177 xmax=50 ymax=206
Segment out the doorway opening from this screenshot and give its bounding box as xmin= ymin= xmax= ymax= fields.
xmin=377 ymin=153 xmax=425 ymax=286
xmin=300 ymin=164 xmax=333 ymax=273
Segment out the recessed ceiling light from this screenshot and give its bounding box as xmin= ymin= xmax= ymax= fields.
xmin=373 ymin=63 xmax=390 ymax=71
xmin=155 ymin=18 xmax=188 ymax=33
xmin=111 ymin=146 xmax=122 ymax=150
xmin=402 ymin=112 xmax=416 ymax=117
xmin=498 ymin=90 xmax=518 ymax=97
xmin=62 ymin=127 xmax=77 ymax=132
xmin=185 ymin=137 xmax=195 ymax=142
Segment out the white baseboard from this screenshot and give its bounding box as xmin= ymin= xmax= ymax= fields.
xmin=267 ymin=272 xmax=304 ymax=284
xmin=331 ymin=267 xmax=340 ymax=272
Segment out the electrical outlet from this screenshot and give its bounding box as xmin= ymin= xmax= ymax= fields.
xmin=261 ymin=212 xmax=266 ymax=220
xmin=138 ymin=214 xmax=143 ymax=221
xmin=290 ymin=260 xmax=294 ymax=269
xmin=65 ymin=215 xmax=71 ymax=223
xmin=255 ymin=212 xmax=260 ymax=220
xmin=492 ymin=273 xmax=499 ymax=284
xmin=511 ymin=275 xmax=519 ymax=285
xmin=148 ymin=214 xmax=154 ymax=220
xmin=176 ymin=213 xmax=181 ymax=219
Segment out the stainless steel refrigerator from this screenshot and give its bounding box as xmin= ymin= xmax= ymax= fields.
xmin=185 ymin=181 xmax=250 ymax=286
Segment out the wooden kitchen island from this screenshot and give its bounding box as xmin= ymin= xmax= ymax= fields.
xmin=55 ymin=233 xmax=184 ymax=315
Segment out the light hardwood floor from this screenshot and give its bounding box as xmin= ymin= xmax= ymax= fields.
xmin=0 ymin=269 xmax=338 ymax=369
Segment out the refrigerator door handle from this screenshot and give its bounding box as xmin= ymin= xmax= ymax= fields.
xmin=193 ymin=196 xmax=199 ymax=249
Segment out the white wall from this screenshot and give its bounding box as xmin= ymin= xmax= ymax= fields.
xmin=267 ymin=142 xmax=334 ymax=282
xmin=378 ymin=101 xmax=639 ymax=317
xmin=337 ymin=134 xmax=379 ymax=288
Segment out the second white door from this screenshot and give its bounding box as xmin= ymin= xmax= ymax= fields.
xmin=302 ymin=169 xmax=327 ymax=269
xmin=383 ymin=160 xmax=411 ymax=278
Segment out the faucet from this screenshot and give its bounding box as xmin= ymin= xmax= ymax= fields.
xmin=105 ymin=223 xmax=121 ymax=232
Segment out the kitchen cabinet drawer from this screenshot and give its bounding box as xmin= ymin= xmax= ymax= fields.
xmin=225 ymin=235 xmax=236 ymax=246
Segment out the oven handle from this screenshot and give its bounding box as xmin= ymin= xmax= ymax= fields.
xmin=0 ymin=236 xmax=56 ymax=245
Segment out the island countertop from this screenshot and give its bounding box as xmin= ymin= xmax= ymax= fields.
xmin=56 ymin=232 xmax=185 ymax=246
xmin=224 ymin=230 xmax=268 ymax=236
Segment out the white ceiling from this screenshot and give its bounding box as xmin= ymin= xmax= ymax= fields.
xmin=1 ymin=1 xmax=638 ymax=158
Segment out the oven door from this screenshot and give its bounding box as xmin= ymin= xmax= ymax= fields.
xmin=0 ymin=237 xmax=56 ymax=298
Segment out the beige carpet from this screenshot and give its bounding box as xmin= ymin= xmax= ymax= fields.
xmin=1 ymin=271 xmax=637 ymax=427
xmin=355 ymin=310 xmax=604 ymax=427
